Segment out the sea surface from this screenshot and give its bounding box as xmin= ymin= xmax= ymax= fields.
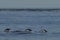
xmin=0 ymin=10 xmax=60 ymax=40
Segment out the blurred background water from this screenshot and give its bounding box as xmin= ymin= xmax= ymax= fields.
xmin=0 ymin=10 xmax=60 ymax=40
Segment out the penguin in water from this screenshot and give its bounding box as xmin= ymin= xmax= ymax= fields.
xmin=4 ymin=28 xmax=11 ymax=32
xmin=39 ymin=26 xmax=47 ymax=33
xmin=4 ymin=28 xmax=22 ymax=33
xmin=40 ymin=29 xmax=47 ymax=33
xmin=25 ymin=29 xmax=32 ymax=32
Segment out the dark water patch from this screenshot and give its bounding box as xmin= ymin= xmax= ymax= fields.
xmin=0 ymin=32 xmax=48 ymax=37
xmin=52 ymin=32 xmax=60 ymax=34
xmin=0 ymin=8 xmax=60 ymax=12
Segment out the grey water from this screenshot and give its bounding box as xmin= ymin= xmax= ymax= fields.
xmin=0 ymin=10 xmax=60 ymax=40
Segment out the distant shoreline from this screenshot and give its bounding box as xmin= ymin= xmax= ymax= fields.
xmin=0 ymin=8 xmax=60 ymax=11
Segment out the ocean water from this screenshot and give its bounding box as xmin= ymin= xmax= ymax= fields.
xmin=0 ymin=10 xmax=60 ymax=40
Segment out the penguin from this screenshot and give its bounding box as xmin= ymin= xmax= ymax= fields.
xmin=4 ymin=28 xmax=11 ymax=32
xmin=40 ymin=29 xmax=47 ymax=33
xmin=39 ymin=26 xmax=47 ymax=33
xmin=25 ymin=29 xmax=32 ymax=32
